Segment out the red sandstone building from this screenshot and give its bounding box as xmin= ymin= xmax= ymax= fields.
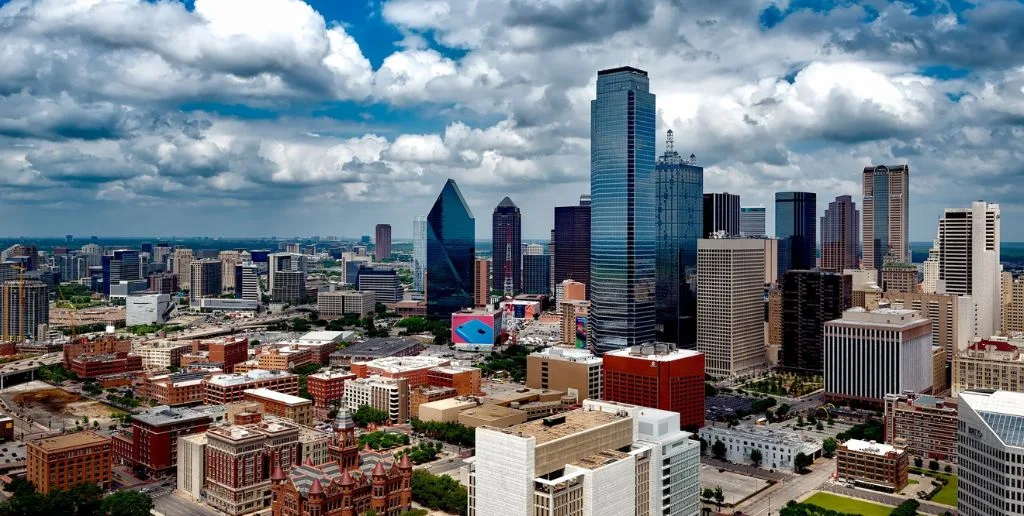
xmin=113 ymin=406 xmax=211 ymax=475
xmin=602 ymin=346 xmax=705 ymax=430
xmin=307 ymin=370 xmax=356 ymax=417
xmin=207 ymin=337 xmax=249 ymax=373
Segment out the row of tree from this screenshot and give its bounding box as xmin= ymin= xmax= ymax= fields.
xmin=0 ymin=480 xmax=153 ymax=516
xmin=410 ymin=419 xmax=475 ymax=447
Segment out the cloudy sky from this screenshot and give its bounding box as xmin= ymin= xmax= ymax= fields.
xmin=1 ymin=0 xmax=1023 ymax=240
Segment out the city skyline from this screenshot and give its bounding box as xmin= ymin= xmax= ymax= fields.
xmin=1 ymin=1 xmax=1022 ymax=240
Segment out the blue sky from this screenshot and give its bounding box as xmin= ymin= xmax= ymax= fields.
xmin=0 ymin=0 xmax=1023 ymax=240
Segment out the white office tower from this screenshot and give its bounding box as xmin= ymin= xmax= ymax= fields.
xmin=697 ymin=238 xmax=766 ymax=378
xmin=937 ymin=201 xmax=1001 ymax=338
xmin=957 ymin=390 xmax=1024 ymax=515
xmin=921 ymin=236 xmax=940 ymax=294
xmin=469 ymin=400 xmax=700 ymax=516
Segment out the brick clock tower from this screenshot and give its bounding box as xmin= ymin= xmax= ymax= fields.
xmin=328 ymin=409 xmax=359 ymax=470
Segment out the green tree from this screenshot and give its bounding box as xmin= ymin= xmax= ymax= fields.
xmin=890 ymin=499 xmax=920 ymax=516
xmin=822 ymin=437 xmax=837 ymax=458
xmin=750 ymin=448 xmax=763 ymax=467
xmin=712 ymin=439 xmax=727 ymax=461
xmin=352 ymin=405 xmax=389 ymax=426
xmin=99 ymin=490 xmax=154 ymax=516
xmin=914 ymin=456 xmax=923 ymax=468
xmin=944 ymin=464 xmax=953 ymax=474
xmin=701 ymin=488 xmax=714 ymax=504
xmin=713 ymin=486 xmax=725 ymax=510
xmin=929 ymin=459 xmax=940 ymax=472
xmin=794 ymin=452 xmax=813 ymax=473
xmin=815 ymin=421 xmax=824 ymax=431
xmin=776 ymin=403 xmax=790 ymax=418
xmin=411 ymin=470 xmax=467 ymax=515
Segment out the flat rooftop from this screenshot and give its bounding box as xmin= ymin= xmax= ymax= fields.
xmin=604 ymin=345 xmax=702 ymax=362
xmin=357 ymin=356 xmax=448 ymax=373
xmin=206 ymin=369 xmax=295 ymax=386
xmin=308 ymin=370 xmax=357 ymax=381
xmin=244 ymin=388 xmax=311 ymax=406
xmin=421 ymin=397 xmax=480 ymax=411
xmin=487 ymin=387 xmax=565 ymax=405
xmin=31 ymin=431 xmax=109 ymax=452
xmin=844 ymin=439 xmax=902 ymax=456
xmin=570 ymin=449 xmax=630 ymax=470
xmin=331 ymin=337 xmax=420 ymax=358
xmin=461 ymin=404 xmax=525 ymax=422
xmin=430 ymin=365 xmax=481 ymax=375
xmin=828 ymin=307 xmax=928 ymax=328
xmin=497 ymin=408 xmax=624 ymax=445
xmin=531 ymin=347 xmax=602 ymax=365
xmin=134 ymin=406 xmax=210 ymax=426
xmin=298 ymin=330 xmax=350 ymax=342
xmin=701 ymin=424 xmax=821 ymax=448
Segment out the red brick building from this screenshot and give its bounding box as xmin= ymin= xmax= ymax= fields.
xmin=207 ymin=337 xmax=249 ymax=374
xmin=307 ymin=370 xmax=356 ymax=417
xmin=141 ymin=372 xmax=210 ymax=406
xmin=349 ymin=356 xmax=449 ymax=387
xmin=68 ymin=352 xmax=143 ymax=378
xmin=427 ymin=366 xmax=482 ymax=396
xmin=602 ymin=346 xmax=705 ymax=430
xmin=205 ymin=421 xmax=300 ymax=516
xmin=203 ymin=370 xmax=299 ymax=405
xmin=63 ymin=335 xmax=132 ymax=368
xmin=127 ymin=406 xmax=212 ymax=475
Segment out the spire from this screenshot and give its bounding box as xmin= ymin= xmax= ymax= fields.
xmin=496 ymin=196 xmax=517 ymax=209
xmin=333 ymin=408 xmax=355 ymax=430
xmin=340 ymin=468 xmax=355 ymax=486
xmin=304 ymin=455 xmax=315 ymax=467
xmin=398 ymin=453 xmax=412 ymax=469
xmin=271 ymin=464 xmax=286 ymax=481
xmin=308 ymin=477 xmax=324 ymax=496
xmin=372 ymin=461 xmax=387 ymax=477
xmin=666 ymin=129 xmax=674 ymax=152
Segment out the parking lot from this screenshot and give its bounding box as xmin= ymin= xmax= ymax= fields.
xmin=700 ymin=464 xmax=771 ymax=505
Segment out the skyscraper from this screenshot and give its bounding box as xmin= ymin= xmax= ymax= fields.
xmin=957 ymin=390 xmax=1024 ymax=516
xmin=863 ymin=164 xmax=910 ymax=269
xmin=655 ymin=130 xmax=703 ymax=348
xmin=702 ymin=192 xmax=740 ymax=238
xmin=426 ymin=179 xmax=475 ymax=319
xmin=102 ymin=249 xmax=141 ymax=297
xmin=190 ymin=259 xmax=223 ymax=301
xmin=780 ymin=270 xmax=852 ymax=374
xmin=590 ymin=66 xmax=656 ymax=353
xmin=553 ymin=196 xmax=590 ymax=296
xmin=173 ymin=248 xmax=194 ymax=289
xmin=937 ymin=201 xmax=1001 ymax=338
xmin=374 ymin=224 xmax=392 ymax=261
xmin=775 ymin=192 xmax=817 ymax=278
xmin=522 ymin=253 xmax=551 ymax=295
xmin=412 ymin=216 xmax=426 ymax=292
xmin=473 ymin=259 xmax=490 ymax=307
xmin=491 ymin=197 xmax=521 ymax=293
xmin=820 ymin=195 xmax=860 ymax=272
xmin=697 ymin=238 xmax=766 ymax=378
xmin=2 ymin=280 xmax=48 ymax=341
xmin=740 ymin=207 xmax=766 ymax=237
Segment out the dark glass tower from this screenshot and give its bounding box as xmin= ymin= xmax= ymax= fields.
xmin=590 ymin=66 xmax=656 ymax=353
xmin=426 ymin=179 xmax=475 ymax=319
xmin=491 ymin=197 xmax=521 ymax=293
xmin=522 ymin=254 xmax=551 ymax=295
xmin=655 ymin=131 xmax=703 ymax=348
xmin=553 ymin=197 xmax=591 ymax=296
xmin=702 ymin=192 xmax=740 ymax=237
xmin=820 ymin=195 xmax=859 ymax=272
xmin=775 ymin=192 xmax=817 ymax=278
xmin=780 ymin=270 xmax=851 ymax=374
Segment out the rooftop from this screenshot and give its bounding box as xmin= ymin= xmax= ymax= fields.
xmin=530 ymin=347 xmax=602 ymax=365
xmin=331 ymin=337 xmax=420 ymax=358
xmin=495 ymin=408 xmax=625 ymax=445
xmin=701 ymin=424 xmax=822 ymax=449
xmin=298 ymin=330 xmax=352 ymax=343
xmin=355 ymin=356 xmax=448 ymax=373
xmin=843 ymin=439 xmax=903 ymax=456
xmin=420 ymin=397 xmax=480 ymax=411
xmin=461 ymin=404 xmax=526 ymax=422
xmin=30 ymin=431 xmax=109 ymax=452
xmin=308 ymin=369 xmax=357 ymax=381
xmin=828 ymin=308 xmax=929 ymax=328
xmin=244 ymin=388 xmax=311 ymax=406
xmin=206 ymin=369 xmax=296 ymax=387
xmin=569 ymin=449 xmax=630 ymax=470
xmin=134 ymin=406 xmax=211 ymax=426
xmin=969 ymin=339 xmax=1020 ymax=353
xmin=430 ymin=365 xmax=481 ymax=375
xmin=604 ymin=345 xmax=702 ymax=362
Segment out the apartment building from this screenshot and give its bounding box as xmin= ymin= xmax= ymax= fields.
xmin=342 ymin=376 xmax=410 ymax=424
xmin=243 ymin=388 xmax=314 ymax=427
xmin=883 ymin=392 xmax=958 ymax=463
xmin=952 ymin=339 xmax=1024 ymax=395
xmin=527 ymin=347 xmax=603 ymax=402
xmin=836 ymin=439 xmax=909 ymax=492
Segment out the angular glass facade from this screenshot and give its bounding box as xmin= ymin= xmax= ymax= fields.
xmin=656 ymin=135 xmax=703 ymax=349
xmin=426 ymin=180 xmax=475 ymax=319
xmin=553 ymin=200 xmax=590 ymax=296
xmin=775 ymin=192 xmax=817 ymax=278
xmin=412 ymin=216 xmax=426 ymax=292
xmin=491 ymin=196 xmax=521 ymax=293
xmin=590 ymin=66 xmax=656 ymax=353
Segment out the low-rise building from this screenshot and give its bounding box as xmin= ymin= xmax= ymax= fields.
xmin=126 ymin=293 xmax=172 ymax=326
xmin=318 ymin=290 xmax=375 ymax=319
xmin=427 ymin=365 xmax=482 ymax=396
xmin=698 ymin=425 xmax=822 ymax=471
xmin=133 ymin=341 xmax=191 ymax=371
xmin=329 ymin=337 xmax=421 ymax=366
xmin=243 ymin=388 xmax=314 ymax=427
xmin=27 ymin=431 xmax=111 ymax=494
xmin=350 ymin=356 xmax=449 ymax=386
xmin=342 ymin=375 xmax=410 ymax=424
xmin=203 ymin=369 xmax=299 ymax=405
xmin=952 ymin=338 xmax=1024 ymax=395
xmin=394 ymin=300 xmax=426 ymax=318
xmin=270 ymin=454 xmax=412 ymax=516
xmin=417 ymin=397 xmax=480 ymax=423
xmin=411 ymin=385 xmax=457 ymax=419
xmin=836 ymin=439 xmax=909 ymax=493
xmin=126 ymin=405 xmax=212 ymax=475
xmin=458 ymin=403 xmax=528 ymax=428
xmin=68 ymin=351 xmax=143 ymax=378
xmin=257 ymin=346 xmax=315 ymax=372
xmin=527 ymin=347 xmax=603 ymax=402
xmin=884 ymin=392 xmax=958 ymax=463
xmin=307 ymin=369 xmax=356 ymax=415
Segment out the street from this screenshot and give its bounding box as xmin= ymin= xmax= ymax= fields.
xmin=735 ymin=458 xmax=834 ymax=516
xmin=421 ymin=457 xmax=467 ymax=477
xmin=152 ymin=492 xmax=222 ymax=516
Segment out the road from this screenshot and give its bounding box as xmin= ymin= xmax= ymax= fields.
xmin=152 ymin=492 xmax=222 ymax=516
xmin=735 ymin=458 xmax=835 ymax=516
xmin=421 ymin=457 xmax=467 ymax=477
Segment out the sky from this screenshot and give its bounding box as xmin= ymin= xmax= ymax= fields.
xmin=0 ymin=0 xmax=1023 ymax=240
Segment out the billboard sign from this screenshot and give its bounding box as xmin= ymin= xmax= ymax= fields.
xmin=575 ymin=316 xmax=587 ymax=348
xmin=452 ymin=313 xmax=497 ymax=344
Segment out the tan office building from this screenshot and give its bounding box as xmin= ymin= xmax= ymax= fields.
xmin=242 ymin=388 xmax=314 ymax=427
xmin=884 ymin=392 xmax=957 ymax=463
xmin=527 ymin=347 xmax=603 ymax=402
xmin=952 ymin=339 xmax=1024 ymax=395
xmin=474 ymin=258 xmax=490 ymax=307
xmin=885 ymin=291 xmax=974 ymax=363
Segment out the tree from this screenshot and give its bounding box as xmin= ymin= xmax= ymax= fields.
xmin=914 ymin=456 xmax=924 ymax=468
xmin=750 ymin=448 xmax=763 ymax=467
xmin=99 ymin=490 xmax=154 ymax=516
xmin=815 ymin=421 xmax=824 ymax=431
xmin=944 ymin=464 xmax=953 ymax=474
xmin=701 ymin=488 xmax=714 ymax=504
xmin=712 ymin=439 xmax=727 ymax=461
xmin=822 ymin=437 xmax=837 ymax=458
xmin=794 ymin=452 xmax=813 ymax=473
xmin=352 ymin=405 xmax=389 ymax=427
xmin=796 ymin=415 xmax=804 ymax=426
xmin=411 ymin=470 xmax=467 ymax=515
xmin=713 ymin=486 xmax=725 ymax=510
xmin=776 ymin=403 xmax=790 ymax=418
xmin=929 ymin=459 xmax=940 ymax=472
xmin=891 ymin=499 xmax=920 ymax=516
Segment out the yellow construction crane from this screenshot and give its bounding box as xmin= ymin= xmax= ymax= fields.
xmin=55 ymin=280 xmax=77 ymax=340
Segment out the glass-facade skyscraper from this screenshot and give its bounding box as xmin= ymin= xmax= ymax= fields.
xmin=775 ymin=192 xmax=817 ymax=278
xmin=863 ymin=164 xmax=910 ymax=268
xmin=820 ymin=195 xmax=859 ymax=272
xmin=412 ymin=216 xmax=426 ymax=292
xmin=590 ymin=66 xmax=656 ymax=353
xmin=426 ymin=179 xmax=475 ymax=319
xmin=553 ymin=197 xmax=591 ymax=297
xmin=491 ymin=197 xmax=521 ymax=293
xmin=656 ymin=131 xmax=703 ymax=348
xmin=740 ymin=207 xmax=766 ymax=237
xmin=702 ymin=192 xmax=740 ymax=238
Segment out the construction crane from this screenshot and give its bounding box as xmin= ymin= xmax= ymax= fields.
xmin=502 ymin=224 xmax=517 ymax=346
xmin=55 ymin=280 xmax=77 ymax=339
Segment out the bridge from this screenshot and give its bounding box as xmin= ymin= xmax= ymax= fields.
xmin=0 ymin=352 xmax=63 ymax=389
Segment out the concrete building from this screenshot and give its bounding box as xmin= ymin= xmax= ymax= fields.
xmin=418 ymin=397 xmax=480 ymax=423
xmin=329 ymin=337 xmax=420 ymax=365
xmin=862 ymin=164 xmax=910 ymax=268
xmin=880 ymin=262 xmax=919 ymax=294
xmin=1008 ymin=276 xmax=1024 ymax=334
xmin=318 ymin=290 xmax=375 ymax=319
xmin=148 ymin=272 xmax=179 ymax=295
xmin=952 ymin=339 xmax=1024 ymax=396
xmin=885 ymin=291 xmax=975 ymax=364
xmin=469 ymin=400 xmax=700 ymax=516
xmin=1 ymin=280 xmax=48 ymax=342
xmin=189 ymin=259 xmax=223 ymax=301
xmin=218 ymin=250 xmax=242 ymax=293
xmin=411 ymin=385 xmax=457 ymax=419
xmin=560 ymin=300 xmax=589 ymax=347
xmin=957 ymin=390 xmax=1024 ymax=516
xmin=699 ymin=424 xmax=822 ymax=471
xmin=357 ymin=266 xmax=402 ymax=304
xmin=342 ymin=375 xmax=410 ymax=424
xmin=243 ymin=388 xmax=314 ymax=426
xmin=133 ymin=341 xmax=191 ymax=370
xmin=474 ymin=258 xmax=490 ymax=307
xmin=374 ymin=224 xmax=392 ymax=261
xmin=203 ymin=370 xmax=299 ymax=405
xmin=27 ymin=431 xmax=111 ymax=494
xmin=126 ymin=293 xmax=172 ymax=326
xmin=527 ymin=347 xmax=603 ymax=402
xmin=884 ymin=392 xmax=958 ymax=463
xmin=836 ymin=439 xmax=909 ymax=492
xmin=269 ymin=253 xmax=307 ymax=304
xmin=603 ymin=345 xmax=705 ymax=430
xmin=234 ymin=263 xmax=260 ymax=301
xmin=697 ymin=238 xmax=766 ymax=378
xmin=824 ymin=308 xmax=933 ymax=406
xmin=937 ymin=201 xmax=1001 ymax=338
xmin=1002 ymin=271 xmax=1014 ymax=334
xmin=173 ymin=248 xmax=194 ymax=289
xmin=177 ymin=433 xmax=207 ymax=502
xmin=767 ymin=287 xmax=782 ymax=366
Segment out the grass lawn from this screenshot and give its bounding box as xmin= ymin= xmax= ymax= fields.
xmin=803 ymin=492 xmax=893 ymax=516
xmin=930 ymin=475 xmax=958 ymax=506
xmin=907 ymin=478 xmax=919 ymax=485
